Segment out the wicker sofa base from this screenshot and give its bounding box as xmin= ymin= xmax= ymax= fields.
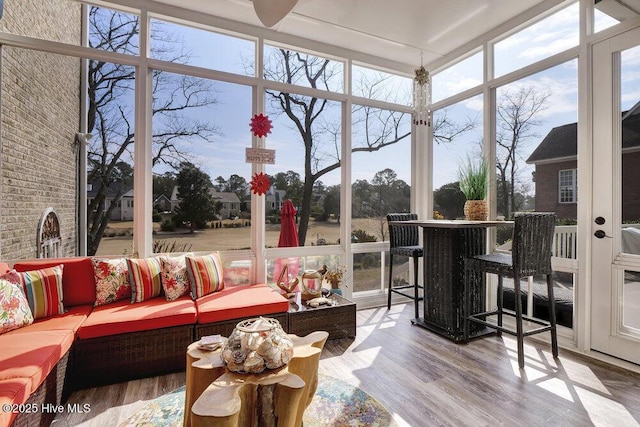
xmin=71 ymin=324 xmax=194 ymax=390
xmin=11 ymin=350 xmax=70 ymax=427
xmin=194 ymin=312 xmax=289 ymax=341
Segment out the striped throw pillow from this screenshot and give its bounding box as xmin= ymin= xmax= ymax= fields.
xmin=127 ymin=257 xmax=163 ymax=303
xmin=1 ymin=265 xmax=64 ymax=319
xmin=185 ymin=253 xmax=224 ymax=299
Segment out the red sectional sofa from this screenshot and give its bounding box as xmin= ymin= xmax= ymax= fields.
xmin=0 ymin=256 xmax=290 ymax=427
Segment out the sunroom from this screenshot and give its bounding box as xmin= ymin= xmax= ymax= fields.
xmin=1 ymin=0 xmax=640 ymax=424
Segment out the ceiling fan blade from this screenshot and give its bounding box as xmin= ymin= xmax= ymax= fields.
xmin=253 ymin=0 xmax=299 ymax=27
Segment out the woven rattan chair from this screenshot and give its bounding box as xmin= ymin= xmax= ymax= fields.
xmin=463 ymin=212 xmax=558 ymax=369
xmin=387 ymin=213 xmax=424 ymax=318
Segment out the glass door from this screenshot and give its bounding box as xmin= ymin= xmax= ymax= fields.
xmin=591 ymin=26 xmax=640 ymax=364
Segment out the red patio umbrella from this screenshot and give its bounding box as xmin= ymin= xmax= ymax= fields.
xmin=278 ymin=199 xmax=299 ymax=248
xmin=274 ymin=200 xmax=299 ymax=292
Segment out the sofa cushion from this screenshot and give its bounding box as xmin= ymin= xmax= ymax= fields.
xmin=13 ymin=257 xmax=96 ymax=307
xmin=0 ymin=330 xmax=74 ymax=393
xmin=0 ymin=279 xmax=34 ymax=334
xmin=77 ymin=295 xmax=197 ymax=339
xmin=2 ymin=265 xmax=65 ymax=319
xmin=127 ymin=257 xmax=163 ymax=303
xmin=0 ymin=378 xmax=30 ymax=427
xmin=186 ymin=253 xmax=224 ymax=299
xmin=92 ymin=258 xmax=132 ymax=306
xmin=160 ymin=255 xmax=191 ymax=301
xmin=196 ymin=283 xmax=289 ymax=324
xmin=3 ymin=305 xmax=92 ymax=335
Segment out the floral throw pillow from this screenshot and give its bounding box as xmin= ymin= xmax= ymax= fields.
xmin=160 ymin=255 xmax=191 ymax=301
xmin=92 ymin=258 xmax=131 ymax=306
xmin=0 ymin=279 xmax=34 ymax=334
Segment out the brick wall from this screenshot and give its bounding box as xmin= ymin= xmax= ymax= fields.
xmin=0 ymin=0 xmax=82 ymax=260
xmin=534 ymin=152 xmax=640 ymax=222
xmin=533 ymin=160 xmax=577 ymax=221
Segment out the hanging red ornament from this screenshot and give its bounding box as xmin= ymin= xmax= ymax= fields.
xmin=250 ymin=172 xmax=271 ymax=195
xmin=250 ymin=113 xmax=273 ymax=138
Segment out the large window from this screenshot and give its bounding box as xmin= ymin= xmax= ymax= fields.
xmin=559 ymin=169 xmax=577 ymax=203
xmin=150 ymin=18 xmax=255 ymax=76
xmin=151 ymin=75 xmax=252 ymax=253
xmin=496 ymin=60 xmax=577 ymax=220
xmin=263 ymin=44 xmax=344 ymax=93
xmin=432 ymin=95 xmax=482 ymax=220
xmin=351 ymin=65 xmax=412 ymax=105
xmin=87 ymin=60 xmax=136 ymax=256
xmin=432 ymin=52 xmax=483 ymax=103
xmin=264 ymin=89 xmax=342 ymax=248
xmin=494 ymin=3 xmax=578 ymax=78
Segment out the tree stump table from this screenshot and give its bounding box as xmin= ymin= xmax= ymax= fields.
xmin=184 ymin=330 xmax=328 ymax=427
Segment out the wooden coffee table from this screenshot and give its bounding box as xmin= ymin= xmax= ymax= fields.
xmin=287 ymin=292 xmax=356 ymax=339
xmin=185 ymin=331 xmax=329 ymax=427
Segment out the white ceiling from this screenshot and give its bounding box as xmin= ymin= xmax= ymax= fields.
xmin=151 ymin=0 xmax=555 ymax=68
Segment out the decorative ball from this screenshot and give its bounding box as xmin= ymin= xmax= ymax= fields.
xmin=221 ymin=317 xmax=294 ymax=374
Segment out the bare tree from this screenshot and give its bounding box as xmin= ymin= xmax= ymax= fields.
xmin=86 ymin=7 xmax=220 ymax=255
xmin=496 ymin=85 xmax=550 ymax=218
xmin=264 ymin=50 xmax=474 ymax=245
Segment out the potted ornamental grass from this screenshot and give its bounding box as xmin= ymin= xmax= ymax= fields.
xmin=458 ymin=156 xmax=488 ymax=221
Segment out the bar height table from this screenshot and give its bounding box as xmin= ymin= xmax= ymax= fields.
xmin=390 ymin=220 xmax=510 ymax=342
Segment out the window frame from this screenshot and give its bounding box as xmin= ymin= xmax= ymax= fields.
xmin=558 ymin=168 xmax=578 ymax=204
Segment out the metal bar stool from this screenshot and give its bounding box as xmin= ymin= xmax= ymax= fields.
xmin=387 ymin=213 xmax=424 ymax=318
xmin=463 ymin=212 xmax=559 ymax=369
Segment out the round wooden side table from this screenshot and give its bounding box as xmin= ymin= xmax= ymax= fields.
xmin=184 ymin=330 xmax=328 ymax=427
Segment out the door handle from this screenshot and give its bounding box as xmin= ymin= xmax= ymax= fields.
xmin=594 ymin=230 xmax=612 ymax=239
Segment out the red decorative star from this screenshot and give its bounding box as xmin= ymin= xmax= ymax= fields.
xmin=250 ymin=172 xmax=271 ymax=195
xmin=250 ymin=113 xmax=273 ymax=138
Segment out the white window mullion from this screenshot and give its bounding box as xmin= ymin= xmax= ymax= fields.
xmin=133 ymin=8 xmax=153 ymax=257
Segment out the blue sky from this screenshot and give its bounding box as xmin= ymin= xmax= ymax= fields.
xmin=149 ymin=3 xmax=639 ymax=194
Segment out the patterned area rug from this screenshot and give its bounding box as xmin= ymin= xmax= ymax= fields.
xmin=119 ymin=373 xmax=396 ymax=427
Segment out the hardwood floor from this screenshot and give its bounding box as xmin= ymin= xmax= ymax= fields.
xmin=54 ymin=304 xmax=640 ymax=426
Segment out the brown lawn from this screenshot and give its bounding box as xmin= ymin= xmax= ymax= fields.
xmin=97 ymin=217 xmax=387 ymax=255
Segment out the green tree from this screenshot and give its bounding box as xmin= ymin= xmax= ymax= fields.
xmin=271 ymin=170 xmax=304 ymax=207
xmin=153 ymin=171 xmax=176 ymax=199
xmin=226 ymin=174 xmax=249 ymax=210
xmin=173 ymin=163 xmax=216 ymax=233
xmin=370 ymin=168 xmax=410 ymax=239
xmin=433 ymin=182 xmax=466 ymax=219
xmin=323 ymin=185 xmax=340 ymax=220
xmin=351 ymin=179 xmax=373 ymax=218
xmin=214 ymin=176 xmax=227 ymax=191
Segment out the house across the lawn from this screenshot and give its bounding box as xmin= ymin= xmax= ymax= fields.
xmin=527 ymin=105 xmax=640 ymax=221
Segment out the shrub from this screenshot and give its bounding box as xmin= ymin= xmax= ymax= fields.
xmin=153 ymin=240 xmax=192 ymax=253
xmin=152 ymin=213 xmax=162 ymax=222
xmin=160 ymin=219 xmax=176 ymax=232
xmin=351 ymin=229 xmax=377 ymax=243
